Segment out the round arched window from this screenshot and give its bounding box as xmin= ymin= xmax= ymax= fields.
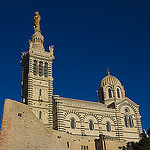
xmin=106 ymin=121 xmax=111 ymax=132
xmin=117 ymin=88 xmax=120 ymax=98
xmin=108 ymin=88 xmax=112 ymax=98
xmin=129 ymin=115 xmax=134 ymax=127
xmin=70 ymin=117 xmax=76 ymax=129
xmin=124 ymin=115 xmax=129 ymax=127
xmin=124 ymin=108 xmax=134 ymax=128
xmin=89 ymin=119 xmax=94 ymax=130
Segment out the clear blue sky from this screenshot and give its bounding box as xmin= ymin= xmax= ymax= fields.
xmin=0 ymin=0 xmax=150 ymax=131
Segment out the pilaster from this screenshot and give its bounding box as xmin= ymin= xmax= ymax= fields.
xmin=53 ymin=95 xmax=65 ymax=131
xmin=28 ymin=73 xmax=33 ymax=108
xmin=114 ymin=105 xmax=124 ymax=141
xmin=136 ymin=107 xmax=142 ymax=136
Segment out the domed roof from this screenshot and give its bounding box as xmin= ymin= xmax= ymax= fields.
xmin=100 ymin=74 xmax=122 ymax=87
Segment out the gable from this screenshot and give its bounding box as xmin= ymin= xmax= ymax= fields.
xmin=116 ymin=97 xmax=139 ymax=108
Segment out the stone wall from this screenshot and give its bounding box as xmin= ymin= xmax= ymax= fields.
xmin=95 ymin=137 xmax=126 ymax=150
xmin=0 ymin=99 xmax=96 ymax=150
xmin=0 ymin=99 xmax=140 ymax=150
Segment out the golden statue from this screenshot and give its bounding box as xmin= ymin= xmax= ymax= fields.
xmin=34 ymin=11 xmax=41 ymax=31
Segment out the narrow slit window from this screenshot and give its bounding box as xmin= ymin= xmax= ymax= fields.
xmin=39 ymin=111 xmax=42 ymax=120
xmin=39 ymin=89 xmax=42 ymax=96
xmin=67 ymin=142 xmax=69 ymax=148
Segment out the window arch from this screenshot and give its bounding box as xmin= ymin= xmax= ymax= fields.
xmin=106 ymin=121 xmax=111 ymax=132
xmin=108 ymin=88 xmax=112 ymax=98
xmin=70 ymin=117 xmax=76 ymax=129
xmin=89 ymin=119 xmax=94 ymax=130
xmin=117 ymin=88 xmax=120 ymax=98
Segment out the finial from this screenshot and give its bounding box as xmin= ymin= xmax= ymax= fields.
xmin=34 ymin=11 xmax=41 ymax=32
xmin=107 ymin=67 xmax=110 ymax=75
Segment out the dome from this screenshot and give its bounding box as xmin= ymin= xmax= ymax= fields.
xmin=100 ymin=74 xmax=122 ymax=87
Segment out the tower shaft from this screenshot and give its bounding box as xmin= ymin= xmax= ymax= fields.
xmin=20 ymin=12 xmax=54 ymax=128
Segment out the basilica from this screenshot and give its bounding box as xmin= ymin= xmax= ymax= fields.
xmin=19 ymin=11 xmax=142 ymax=147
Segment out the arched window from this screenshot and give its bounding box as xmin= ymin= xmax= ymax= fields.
xmin=129 ymin=115 xmax=134 ymax=127
xmin=70 ymin=117 xmax=76 ymax=129
xmin=39 ymin=111 xmax=42 ymax=120
xmin=108 ymin=88 xmax=112 ymax=98
xmin=117 ymin=88 xmax=120 ymax=98
xmin=89 ymin=119 xmax=94 ymax=130
xmin=106 ymin=121 xmax=111 ymax=132
xmin=124 ymin=115 xmax=129 ymax=127
xmin=44 ymin=62 xmax=48 ymax=77
xmin=33 ymin=60 xmax=37 ymax=75
xmin=39 ymin=61 xmax=43 ymax=76
xmin=124 ymin=108 xmax=134 ymax=128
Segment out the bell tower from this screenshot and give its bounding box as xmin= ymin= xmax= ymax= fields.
xmin=20 ymin=12 xmax=54 ymax=128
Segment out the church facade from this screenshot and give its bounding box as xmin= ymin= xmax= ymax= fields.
xmin=20 ymin=12 xmax=142 ymax=143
